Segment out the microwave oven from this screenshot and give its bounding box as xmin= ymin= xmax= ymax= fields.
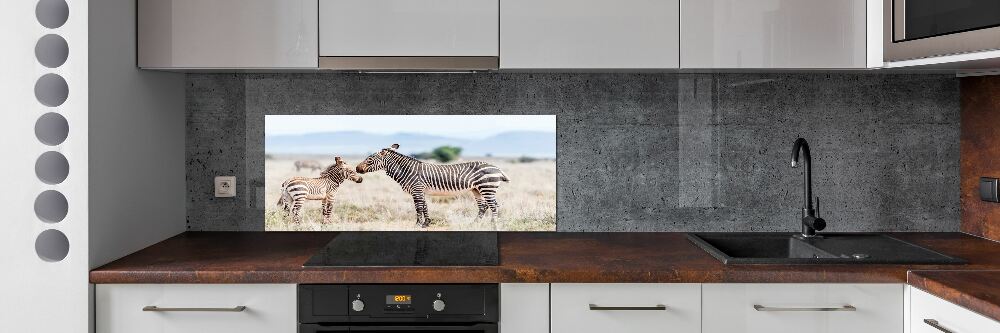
xmin=885 ymin=0 xmax=1000 ymax=62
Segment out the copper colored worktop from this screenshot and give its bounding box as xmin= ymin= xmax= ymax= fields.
xmin=908 ymin=270 xmax=1000 ymax=322
xmin=90 ymin=232 xmax=1000 ymax=284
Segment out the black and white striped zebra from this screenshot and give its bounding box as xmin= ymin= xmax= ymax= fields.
xmin=277 ymin=157 xmax=362 ymax=224
xmin=355 ymin=144 xmax=510 ymax=227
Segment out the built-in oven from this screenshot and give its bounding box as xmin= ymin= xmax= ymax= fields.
xmin=885 ymin=0 xmax=1000 ymax=61
xmin=299 ymin=284 xmax=498 ymax=333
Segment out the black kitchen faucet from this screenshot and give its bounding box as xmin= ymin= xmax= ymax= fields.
xmin=791 ymin=138 xmax=826 ymax=237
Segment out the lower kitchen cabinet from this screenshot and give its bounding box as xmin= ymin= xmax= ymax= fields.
xmin=909 ymin=287 xmax=1000 ymax=333
xmin=95 ymin=282 xmax=1000 ymax=333
xmin=703 ymin=283 xmax=903 ymax=333
xmin=95 ymin=284 xmax=296 ymax=333
xmin=551 ymin=283 xmax=701 ymax=333
xmin=500 ymin=283 xmax=549 ymax=333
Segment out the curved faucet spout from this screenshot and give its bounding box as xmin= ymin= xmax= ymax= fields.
xmin=791 ymin=138 xmax=824 ymax=237
xmin=791 ymin=138 xmax=813 ymax=213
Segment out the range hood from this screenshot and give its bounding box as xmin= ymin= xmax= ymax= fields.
xmin=318 ymin=0 xmax=500 ymax=72
xmin=318 ymin=56 xmax=499 ymax=72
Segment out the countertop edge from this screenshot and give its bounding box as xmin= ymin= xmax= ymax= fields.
xmin=908 ymin=270 xmax=1000 ymax=323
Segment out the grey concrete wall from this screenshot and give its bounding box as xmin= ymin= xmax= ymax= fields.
xmin=186 ymin=73 xmax=960 ymax=232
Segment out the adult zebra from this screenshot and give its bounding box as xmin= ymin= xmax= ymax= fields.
xmin=277 ymin=157 xmax=363 ymax=224
xmin=356 ymin=144 xmax=509 ymax=227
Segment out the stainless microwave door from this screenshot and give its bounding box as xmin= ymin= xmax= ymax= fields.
xmin=885 ymin=0 xmax=1000 ymax=61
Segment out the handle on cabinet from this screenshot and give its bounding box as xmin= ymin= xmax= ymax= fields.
xmin=753 ymin=304 xmax=856 ymax=312
xmin=923 ymin=319 xmax=955 ymax=333
xmin=588 ymin=304 xmax=667 ymax=311
xmin=142 ymin=306 xmax=247 ymax=312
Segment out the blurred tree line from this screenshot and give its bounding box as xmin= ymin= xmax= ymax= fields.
xmin=411 ymin=146 xmax=463 ymax=163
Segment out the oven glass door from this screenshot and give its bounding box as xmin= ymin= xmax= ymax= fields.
xmin=898 ymin=0 xmax=1000 ymax=41
xmin=301 ymin=324 xmax=498 ymax=333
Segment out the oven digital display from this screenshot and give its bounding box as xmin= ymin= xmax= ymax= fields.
xmin=386 ymin=295 xmax=412 ymax=305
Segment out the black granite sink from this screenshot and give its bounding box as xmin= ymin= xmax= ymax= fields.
xmin=687 ymin=233 xmax=966 ymax=265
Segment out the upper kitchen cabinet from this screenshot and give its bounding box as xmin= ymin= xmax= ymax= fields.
xmin=318 ymin=0 xmax=500 ymax=70
xmin=681 ymin=0 xmax=881 ymax=69
xmin=138 ymin=0 xmax=318 ymax=69
xmin=500 ymin=0 xmax=680 ymax=69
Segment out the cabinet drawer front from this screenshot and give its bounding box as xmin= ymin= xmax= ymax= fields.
xmin=551 ymin=283 xmax=701 ymax=333
xmin=910 ymin=287 xmax=1000 ymax=333
xmin=96 ymin=284 xmax=296 ymax=333
xmin=319 ymin=0 xmax=499 ymax=57
xmin=703 ymin=283 xmax=903 ymax=333
xmin=500 ymin=283 xmax=548 ymax=333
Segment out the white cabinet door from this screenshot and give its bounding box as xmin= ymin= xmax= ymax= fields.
xmin=910 ymin=287 xmax=1000 ymax=333
xmin=137 ymin=0 xmax=318 ymax=69
xmin=501 ymin=0 xmax=680 ymax=69
xmin=551 ymin=283 xmax=701 ymax=333
xmin=319 ymin=0 xmax=499 ymax=56
xmin=500 ymin=283 xmax=549 ymax=333
xmin=681 ymin=0 xmax=870 ymax=68
xmin=702 ymin=283 xmax=903 ymax=333
xmin=96 ymin=284 xmax=297 ymax=333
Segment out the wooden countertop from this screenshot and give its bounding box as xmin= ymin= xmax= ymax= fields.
xmin=908 ymin=270 xmax=1000 ymax=322
xmin=90 ymin=232 xmax=1000 ymax=284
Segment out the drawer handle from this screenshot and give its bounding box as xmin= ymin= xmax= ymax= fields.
xmin=589 ymin=304 xmax=667 ymax=311
xmin=753 ymin=305 xmax=856 ymax=312
xmin=142 ymin=306 xmax=247 ymax=312
xmin=923 ymin=319 xmax=954 ymax=333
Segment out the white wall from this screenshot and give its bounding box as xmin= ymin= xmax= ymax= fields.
xmin=0 ymin=0 xmax=90 ymax=331
xmin=88 ymin=0 xmax=186 ymax=270
xmin=1 ymin=0 xmax=185 ymax=331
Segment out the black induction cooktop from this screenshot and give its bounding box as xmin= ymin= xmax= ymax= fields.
xmin=303 ymin=232 xmax=499 ymax=267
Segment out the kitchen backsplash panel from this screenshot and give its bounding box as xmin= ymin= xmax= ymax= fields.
xmin=960 ymin=76 xmax=1000 ymax=242
xmin=186 ymin=73 xmax=960 ymax=232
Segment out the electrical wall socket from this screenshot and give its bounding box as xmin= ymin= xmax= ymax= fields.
xmin=215 ymin=176 xmax=236 ymax=198
xmin=981 ymin=177 xmax=999 ymax=202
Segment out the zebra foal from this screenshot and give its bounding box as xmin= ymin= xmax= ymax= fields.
xmin=277 ymin=157 xmax=362 ymax=224
xmin=356 ymin=144 xmax=510 ymax=227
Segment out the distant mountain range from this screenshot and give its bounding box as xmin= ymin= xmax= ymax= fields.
xmin=265 ymin=131 xmax=557 ymax=158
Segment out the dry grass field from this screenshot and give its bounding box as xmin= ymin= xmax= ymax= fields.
xmin=264 ymin=155 xmax=556 ymax=231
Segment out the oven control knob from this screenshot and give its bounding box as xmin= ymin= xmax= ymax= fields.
xmin=432 ymin=299 xmax=446 ymax=312
xmin=351 ymin=299 xmax=365 ymax=312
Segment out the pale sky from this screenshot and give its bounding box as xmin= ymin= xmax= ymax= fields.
xmin=265 ymin=115 xmax=556 ymax=139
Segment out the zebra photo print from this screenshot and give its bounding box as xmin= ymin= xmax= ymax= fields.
xmin=264 ymin=115 xmax=557 ymax=231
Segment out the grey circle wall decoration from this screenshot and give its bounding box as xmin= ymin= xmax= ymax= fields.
xmin=35 ymin=34 xmax=69 ymax=68
xmin=34 ymin=73 xmax=69 ymax=107
xmin=35 ymin=229 xmax=70 ymax=262
xmin=34 ymin=190 xmax=68 ymax=223
xmin=35 ymin=151 xmax=69 ymax=184
xmin=36 ymin=0 xmax=69 ymax=29
xmin=35 ymin=112 xmax=69 ymax=145
xmin=34 ymin=0 xmax=73 ymax=265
